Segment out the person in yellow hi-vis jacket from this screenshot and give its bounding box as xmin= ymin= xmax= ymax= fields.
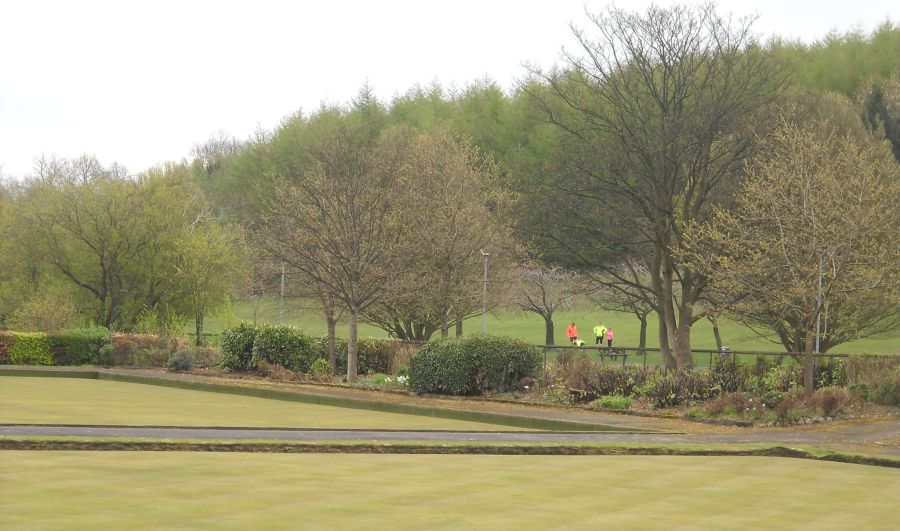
xmin=593 ymin=322 xmax=607 ymax=345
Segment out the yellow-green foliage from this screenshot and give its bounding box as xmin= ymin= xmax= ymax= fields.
xmin=8 ymin=332 xmax=52 ymax=365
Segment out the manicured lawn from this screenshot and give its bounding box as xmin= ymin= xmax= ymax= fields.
xmin=200 ymin=297 xmax=900 ymax=355
xmin=0 ymin=377 xmax=519 ymax=431
xmin=2 ymin=452 xmax=898 ymax=530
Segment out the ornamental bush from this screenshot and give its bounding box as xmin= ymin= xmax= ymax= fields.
xmin=47 ymin=327 xmax=110 ymax=365
xmin=109 ymin=333 xmax=183 ymax=367
xmin=7 ymin=332 xmax=53 ymax=365
xmin=335 ymin=337 xmax=390 ymax=375
xmin=220 ymin=322 xmax=261 ymax=371
xmin=0 ymin=333 xmax=14 ymax=364
xmin=250 ymin=325 xmax=315 ymax=372
xmin=636 ymin=370 xmax=718 ymax=408
xmin=409 ymin=336 xmax=541 ymax=395
xmin=167 ymin=350 xmax=196 ymax=372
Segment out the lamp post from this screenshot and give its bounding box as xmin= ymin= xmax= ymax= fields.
xmin=480 ymin=250 xmax=489 ymax=336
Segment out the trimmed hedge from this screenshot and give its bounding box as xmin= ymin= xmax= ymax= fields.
xmin=47 ymin=327 xmax=110 ymax=365
xmin=251 ymin=325 xmax=316 ymax=372
xmin=0 ymin=333 xmax=13 ymax=364
xmin=109 ymin=333 xmax=183 ymax=368
xmin=335 ymin=337 xmax=391 ymax=375
xmin=409 ymin=336 xmax=542 ymax=395
xmin=220 ymin=322 xmax=261 ymax=371
xmin=220 ymin=323 xmax=317 ymax=372
xmin=7 ymin=332 xmax=53 ymax=365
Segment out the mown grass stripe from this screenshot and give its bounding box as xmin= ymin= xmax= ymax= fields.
xmin=0 ymin=368 xmax=644 ymax=433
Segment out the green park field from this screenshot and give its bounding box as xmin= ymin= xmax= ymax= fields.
xmin=201 ymin=297 xmax=900 ymax=355
xmin=3 ymin=452 xmax=898 ymax=530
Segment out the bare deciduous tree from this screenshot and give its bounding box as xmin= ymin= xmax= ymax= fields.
xmin=527 ymin=3 xmax=785 ymax=369
xmin=684 ymin=117 xmax=900 ymax=393
xmin=260 ymin=122 xmax=410 ymax=382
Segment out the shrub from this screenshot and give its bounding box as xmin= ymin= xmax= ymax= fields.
xmin=409 ymin=336 xmax=541 ymax=395
xmin=167 ymin=350 xmax=196 ymax=372
xmin=843 ymin=355 xmax=900 ymax=406
xmin=814 ymin=358 xmax=846 ymax=388
xmin=711 ymin=356 xmax=753 ymax=393
xmin=47 ymin=327 xmax=110 ymax=365
xmin=385 ymin=340 xmax=420 ymax=374
xmin=8 ymin=292 xmax=83 ymax=333
xmin=109 ymin=333 xmax=183 ymax=367
xmin=553 ymin=352 xmax=652 ymax=402
xmin=308 ymin=358 xmax=332 ymax=381
xmin=256 ymin=361 xmax=300 ymax=381
xmin=811 ymin=387 xmax=850 ymax=416
xmin=409 ymin=338 xmax=472 ymax=395
xmin=190 ymin=346 xmax=221 ymax=368
xmin=636 ymin=370 xmax=718 ymax=408
xmin=848 ymin=382 xmax=872 ymax=402
xmin=220 ymin=322 xmax=262 ymax=371
xmin=7 ymin=332 xmax=53 ymax=365
xmin=544 ymin=379 xmax=575 ymax=405
xmin=593 ymin=394 xmax=634 ymax=410
xmin=0 ymin=333 xmax=14 ymax=364
xmin=873 ymin=367 xmax=900 ymax=406
xmin=335 ymin=337 xmax=390 ymax=375
xmin=250 ymin=325 xmax=316 ymax=372
xmin=314 ymin=336 xmax=348 ymax=368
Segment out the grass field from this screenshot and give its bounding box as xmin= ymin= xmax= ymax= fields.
xmin=0 ymin=376 xmax=521 ymax=431
xmin=2 ymin=452 xmax=898 ymax=530
xmin=200 ymin=297 xmax=900 ymax=355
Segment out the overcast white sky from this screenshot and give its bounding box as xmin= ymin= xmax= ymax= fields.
xmin=0 ymin=0 xmax=896 ymax=179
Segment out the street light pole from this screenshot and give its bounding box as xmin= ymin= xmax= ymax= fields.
xmin=481 ymin=250 xmax=489 ymax=336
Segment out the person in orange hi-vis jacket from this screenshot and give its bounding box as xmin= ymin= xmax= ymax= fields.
xmin=567 ymin=322 xmax=578 ymax=344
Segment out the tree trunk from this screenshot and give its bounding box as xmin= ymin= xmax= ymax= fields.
xmin=440 ymin=313 xmax=449 ymax=338
xmin=455 ymin=319 xmax=463 ymax=337
xmin=638 ymin=317 xmax=647 ymax=353
xmin=326 ymin=315 xmax=338 ymax=374
xmin=544 ymin=316 xmax=555 ymax=346
xmin=803 ymin=334 xmax=815 ymax=396
xmin=195 ymin=314 xmax=203 ymax=347
xmin=658 ymin=314 xmax=677 ymax=370
xmin=321 ymin=292 xmax=338 ymax=374
xmin=347 ymin=308 xmax=359 ymax=383
xmin=673 ymin=324 xmax=693 ymax=370
xmin=711 ymin=317 xmax=723 ymax=351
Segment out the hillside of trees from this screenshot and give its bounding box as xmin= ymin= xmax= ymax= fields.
xmin=1 ymin=5 xmax=898 ymax=383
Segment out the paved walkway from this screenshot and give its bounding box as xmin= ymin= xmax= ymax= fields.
xmin=3 ymin=367 xmax=900 ymax=457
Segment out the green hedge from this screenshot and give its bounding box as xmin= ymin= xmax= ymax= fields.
xmin=251 ymin=325 xmax=316 ymax=372
xmin=334 ymin=337 xmax=390 ymax=375
xmin=7 ymin=332 xmax=53 ymax=365
xmin=109 ymin=333 xmax=183 ymax=368
xmin=47 ymin=327 xmax=110 ymax=365
xmin=409 ymin=336 xmax=541 ymax=395
xmin=220 ymin=322 xmax=261 ymax=371
xmin=0 ymin=333 xmax=13 ymax=364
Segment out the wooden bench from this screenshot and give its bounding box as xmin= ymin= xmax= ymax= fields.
xmin=600 ymin=349 xmax=628 ymax=367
